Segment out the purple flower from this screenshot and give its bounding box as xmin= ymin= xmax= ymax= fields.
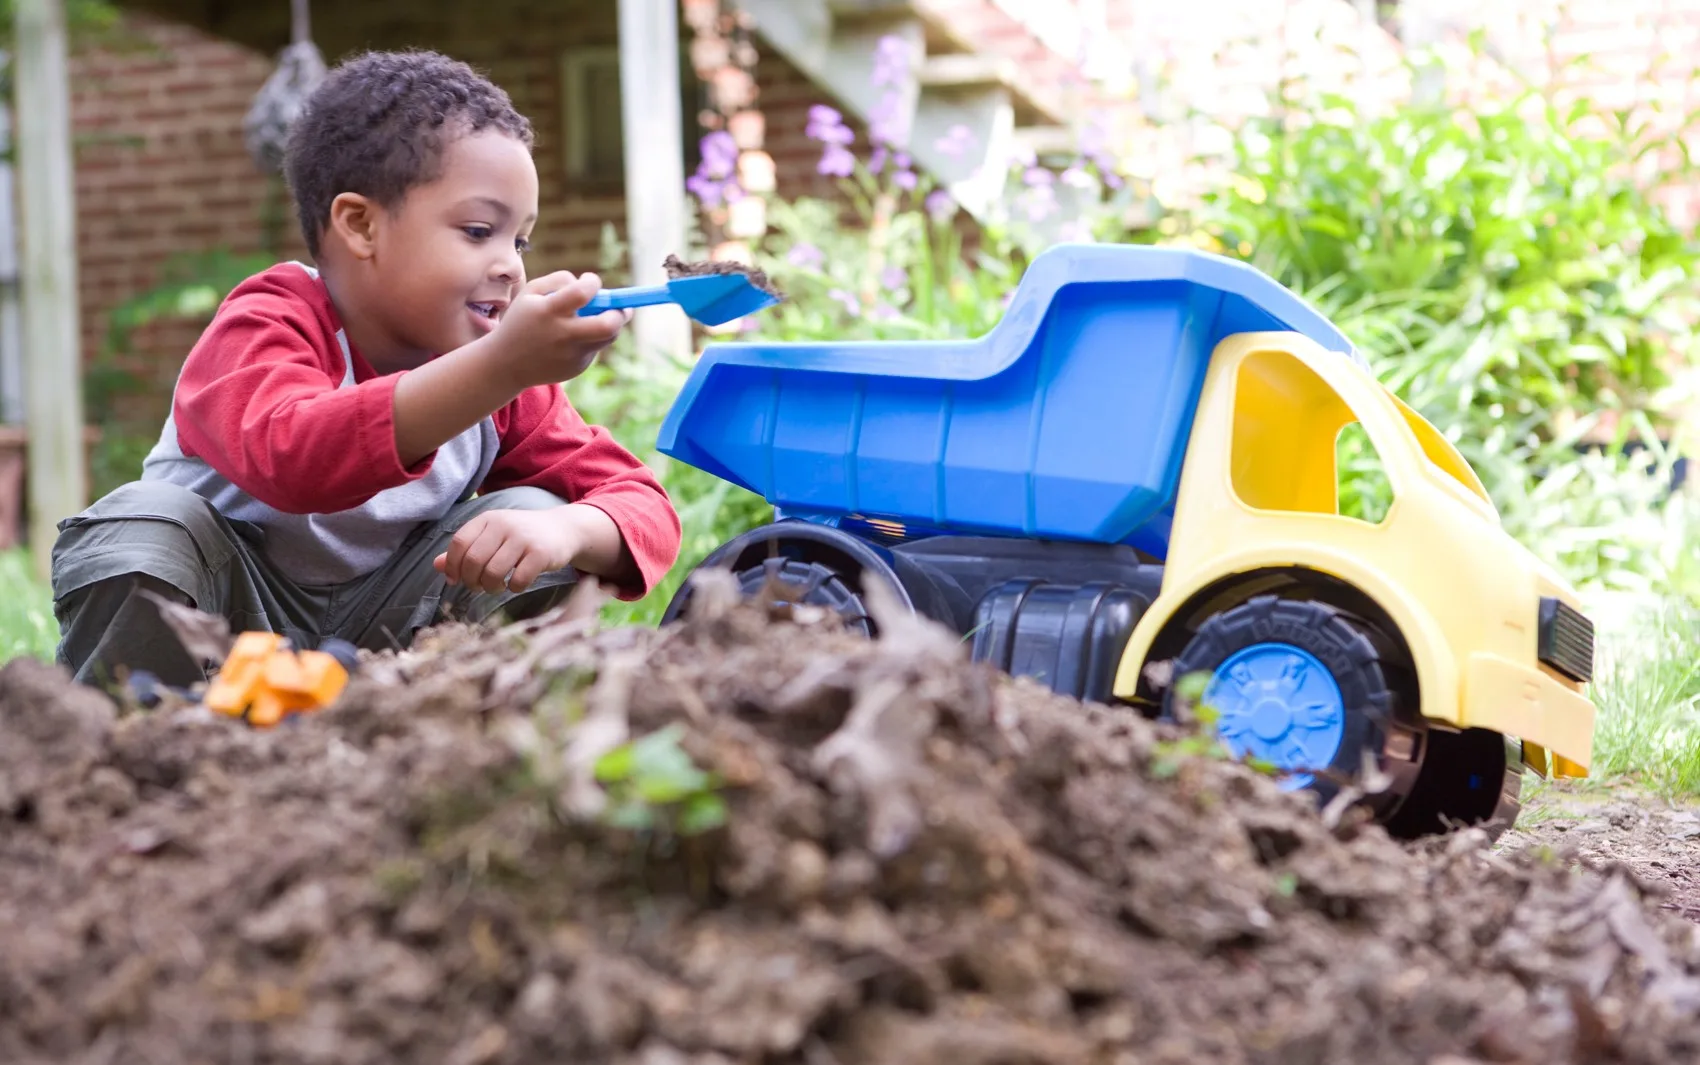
xmin=1078 ymin=108 xmax=1110 ymax=160
xmin=828 ymin=288 xmax=862 ymax=316
xmin=685 ymin=172 xmax=724 ymax=208
xmin=1073 ymin=109 xmax=1126 ymax=189
xmin=806 ymin=104 xmax=854 ymax=145
xmin=869 ymin=302 xmax=901 ymax=322
xmin=935 ymin=124 xmax=974 ymax=158
xmin=872 ymin=35 xmax=910 ymax=87
xmin=880 ymin=264 xmax=907 ymax=291
xmin=892 ymin=168 xmax=917 ymax=191
xmin=685 ymin=129 xmax=744 ymax=207
xmin=806 ymin=104 xmax=841 ymax=133
xmin=700 ymin=130 xmax=738 ymax=174
xmin=787 ymin=242 xmax=824 ymax=269
xmin=1022 ymin=166 xmax=1054 ymax=188
xmin=924 ymin=188 xmax=956 ymax=221
xmin=869 ymin=146 xmax=889 ymax=174
xmin=1020 ymin=183 xmax=1057 ymax=222
xmin=818 ymin=142 xmax=855 ymax=177
xmin=868 ymin=91 xmax=907 ymax=148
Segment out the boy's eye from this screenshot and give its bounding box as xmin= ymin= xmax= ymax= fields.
xmin=515 ymin=236 xmax=531 ymax=255
xmin=462 ymin=225 xmax=493 ymax=241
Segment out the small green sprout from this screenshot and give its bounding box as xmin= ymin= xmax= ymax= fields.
xmin=593 ymin=724 xmax=728 ymax=836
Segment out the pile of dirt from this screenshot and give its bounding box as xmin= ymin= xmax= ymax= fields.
xmin=4 ymin=576 xmax=1700 ymax=1065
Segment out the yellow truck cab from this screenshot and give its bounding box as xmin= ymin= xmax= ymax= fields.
xmin=1111 ymin=330 xmax=1595 ymax=835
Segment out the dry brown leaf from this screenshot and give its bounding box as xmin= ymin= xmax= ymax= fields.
xmin=138 ymin=589 xmax=234 ymax=666
xmin=810 ymin=676 xmax=932 ymax=858
xmin=682 ymin=567 xmax=742 ymax=623
xmin=557 ymin=647 xmax=641 ymax=819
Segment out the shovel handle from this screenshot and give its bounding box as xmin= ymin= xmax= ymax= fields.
xmin=577 ymin=285 xmax=673 ymax=316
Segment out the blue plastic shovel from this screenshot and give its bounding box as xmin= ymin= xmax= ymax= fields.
xmin=576 ymin=272 xmax=782 ymax=327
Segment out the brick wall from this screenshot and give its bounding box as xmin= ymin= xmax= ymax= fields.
xmin=69 ymin=1 xmax=851 ymax=433
xmin=71 ymin=17 xmax=287 ymax=426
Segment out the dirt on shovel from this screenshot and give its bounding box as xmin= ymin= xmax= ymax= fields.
xmin=663 ymin=253 xmax=782 ymax=298
xmin=3 ymin=573 xmax=1700 ymax=1065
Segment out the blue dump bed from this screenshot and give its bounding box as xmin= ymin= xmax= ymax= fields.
xmin=656 ymin=243 xmax=1360 ymax=558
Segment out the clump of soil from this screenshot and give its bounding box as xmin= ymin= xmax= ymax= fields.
xmin=5 ymin=576 xmax=1700 ymax=1065
xmin=663 ymin=253 xmax=782 ymax=298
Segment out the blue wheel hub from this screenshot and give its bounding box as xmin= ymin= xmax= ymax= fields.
xmin=1202 ymin=642 xmax=1347 ymax=790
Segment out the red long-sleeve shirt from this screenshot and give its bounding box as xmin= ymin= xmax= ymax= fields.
xmin=138 ymin=261 xmax=681 ymax=599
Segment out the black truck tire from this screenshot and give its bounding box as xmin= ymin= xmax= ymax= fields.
xmin=1165 ymin=593 xmax=1521 ymax=840
xmin=1165 ymin=595 xmax=1403 ymax=807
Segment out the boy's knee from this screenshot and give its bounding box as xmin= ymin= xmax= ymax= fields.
xmin=51 ymin=480 xmax=230 ymax=606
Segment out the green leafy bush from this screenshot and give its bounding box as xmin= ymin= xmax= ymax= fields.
xmin=1163 ymin=76 xmax=1700 ymax=600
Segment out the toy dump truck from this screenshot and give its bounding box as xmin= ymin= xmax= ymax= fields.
xmin=653 ymin=243 xmax=1597 ymax=839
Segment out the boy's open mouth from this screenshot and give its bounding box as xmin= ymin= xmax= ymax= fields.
xmin=467 ymin=300 xmax=506 ymax=334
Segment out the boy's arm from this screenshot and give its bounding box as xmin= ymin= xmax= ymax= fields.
xmin=480 ymin=383 xmax=683 ymax=601
xmin=391 ymin=271 xmax=627 ymax=467
xmin=173 ymin=294 xmax=436 ymax=514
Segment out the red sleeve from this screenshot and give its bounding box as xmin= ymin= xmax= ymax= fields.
xmin=484 ymin=384 xmax=682 ymax=600
xmin=171 ymin=273 xmax=432 ymax=514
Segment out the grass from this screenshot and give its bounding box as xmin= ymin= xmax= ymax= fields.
xmin=0 ymin=549 xmax=56 ymax=663
xmin=1578 ymin=596 xmax=1700 ymax=799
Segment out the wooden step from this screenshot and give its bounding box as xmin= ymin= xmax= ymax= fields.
xmin=828 ymin=0 xmax=977 ymax=55
xmin=916 ymin=52 xmax=1017 ymax=89
xmin=826 ymin=0 xmax=917 ymax=18
xmin=1012 ymin=124 xmax=1076 ymax=161
xmin=916 ymin=53 xmax=1064 ymax=126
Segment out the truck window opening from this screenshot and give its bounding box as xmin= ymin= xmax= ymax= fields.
xmin=1337 ymin=422 xmax=1393 ymax=523
xmin=1228 ymin=347 xmax=1392 ymax=523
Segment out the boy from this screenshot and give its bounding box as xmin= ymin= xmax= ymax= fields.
xmin=50 ymin=49 xmax=683 ymax=689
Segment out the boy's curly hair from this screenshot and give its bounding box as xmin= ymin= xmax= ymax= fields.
xmin=283 ymin=49 xmax=534 ymax=259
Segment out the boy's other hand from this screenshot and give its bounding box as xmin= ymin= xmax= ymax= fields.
xmin=489 ymin=270 xmax=631 ymax=388
xmin=435 ymin=507 xmax=583 ymax=594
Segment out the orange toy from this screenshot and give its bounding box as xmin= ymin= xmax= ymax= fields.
xmin=203 ymin=631 xmax=353 ymax=727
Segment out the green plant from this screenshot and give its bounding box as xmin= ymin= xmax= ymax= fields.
xmin=1159 ymin=60 xmax=1700 ymax=601
xmin=0 ymin=548 xmax=55 ymax=662
xmin=84 ymin=248 xmax=283 ymax=496
xmin=1150 ymin=669 xmax=1281 ymax=780
xmin=592 ymin=724 xmax=727 ymax=835
xmin=566 ymin=347 xmax=774 ymax=628
xmin=736 ymin=101 xmax=1139 ymax=347
xmin=1582 ymin=600 xmax=1700 ymax=797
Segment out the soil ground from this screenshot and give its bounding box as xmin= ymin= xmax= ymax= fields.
xmin=5 ymin=577 xmax=1700 ymax=1065
xmin=1503 ymin=779 xmax=1700 ymax=926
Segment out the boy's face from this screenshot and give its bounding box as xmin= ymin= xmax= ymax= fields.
xmin=359 ymin=129 xmax=539 ymax=368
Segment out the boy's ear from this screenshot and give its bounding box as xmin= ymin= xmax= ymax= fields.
xmin=326 ymin=192 xmax=382 ymax=260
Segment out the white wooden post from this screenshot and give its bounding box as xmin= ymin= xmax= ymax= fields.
xmin=0 ymin=53 xmax=24 ymax=428
xmin=617 ymin=0 xmax=692 ymax=363
xmin=14 ymin=0 xmax=85 ymax=581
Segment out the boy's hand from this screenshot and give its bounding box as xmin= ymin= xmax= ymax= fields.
xmin=434 ymin=509 xmax=583 ymax=594
xmin=488 ymin=271 xmax=631 ymax=389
